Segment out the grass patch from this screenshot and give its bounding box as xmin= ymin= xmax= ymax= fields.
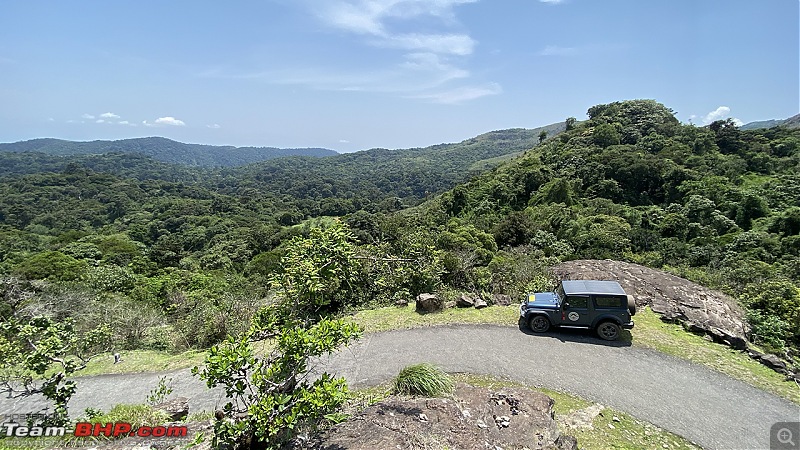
xmin=393 ymin=363 xmax=454 ymax=397
xmin=353 ymin=303 xmax=519 ymax=333
xmin=78 ymin=349 xmax=208 ymax=376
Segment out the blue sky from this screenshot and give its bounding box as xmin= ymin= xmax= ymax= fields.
xmin=1 ymin=0 xmax=798 ymax=152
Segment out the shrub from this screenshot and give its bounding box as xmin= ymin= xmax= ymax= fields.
xmin=393 ymin=363 xmax=453 ymax=397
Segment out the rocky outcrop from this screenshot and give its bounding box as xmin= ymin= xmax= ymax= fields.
xmin=552 ymin=260 xmax=749 ymax=348
xmin=154 ymin=396 xmax=189 ymax=421
xmin=318 ymin=384 xmax=576 ymax=450
xmin=415 ymin=293 xmax=444 ymax=313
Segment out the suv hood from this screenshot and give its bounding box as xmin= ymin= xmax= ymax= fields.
xmin=524 ymin=292 xmax=560 ymax=310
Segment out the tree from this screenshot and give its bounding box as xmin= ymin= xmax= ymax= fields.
xmin=565 ymin=117 xmax=577 ymax=131
xmin=194 ymin=223 xmax=363 ymax=449
xmin=538 ymin=130 xmax=548 ymax=144
xmin=0 ymin=287 xmax=111 ymax=425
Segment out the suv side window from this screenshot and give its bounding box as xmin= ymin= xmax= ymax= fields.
xmin=594 ymin=296 xmax=624 ymax=308
xmin=564 ymin=295 xmax=589 ymax=309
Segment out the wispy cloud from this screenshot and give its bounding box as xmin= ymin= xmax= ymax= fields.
xmin=81 ymin=114 xmax=95 ymax=119
xmin=539 ymin=45 xmax=577 ymax=56
xmin=206 ymin=123 xmax=221 ymax=129
xmin=539 ymin=0 xmax=565 ymax=4
xmin=262 ymin=0 xmax=496 ymax=103
xmin=99 ymin=112 xmax=120 ymax=119
xmin=702 ymin=106 xmax=742 ymax=125
xmin=410 ymin=82 xmax=502 ymax=104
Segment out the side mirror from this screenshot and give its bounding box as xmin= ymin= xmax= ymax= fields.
xmin=562 ymin=303 xmax=570 ymax=310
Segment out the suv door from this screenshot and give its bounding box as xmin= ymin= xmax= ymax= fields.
xmin=561 ymin=295 xmax=592 ymax=327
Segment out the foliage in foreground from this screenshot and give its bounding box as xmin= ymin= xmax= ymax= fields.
xmin=193 ymin=224 xmax=363 ymax=449
xmin=393 ymin=363 xmax=454 ymax=397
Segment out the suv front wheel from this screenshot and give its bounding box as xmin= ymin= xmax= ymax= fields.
xmin=596 ymin=321 xmax=621 ymax=341
xmin=528 ymin=315 xmax=551 ymax=333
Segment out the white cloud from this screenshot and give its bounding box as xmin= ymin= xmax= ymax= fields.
xmin=703 ymin=106 xmax=731 ymax=124
xmin=206 ymin=123 xmax=221 ymax=129
xmin=100 ymin=112 xmax=120 ymax=119
xmin=96 ymin=119 xmax=106 ymax=124
xmin=82 ymin=114 xmax=95 ymax=119
xmin=118 ymin=120 xmax=137 ymax=126
xmin=539 ymin=0 xmax=565 ymax=3
xmin=154 ymin=116 xmax=186 ymax=126
xmin=410 ymin=82 xmax=501 ymax=104
xmin=378 ymin=33 xmax=475 ymax=55
xmin=339 ymin=139 xmax=350 ymax=143
xmin=539 ymin=45 xmax=577 ymax=56
xmin=701 ymin=106 xmax=742 ymax=126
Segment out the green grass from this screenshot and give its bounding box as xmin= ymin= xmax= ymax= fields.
xmin=78 ymin=349 xmax=208 ymax=376
xmin=393 ymin=363 xmax=454 ymax=397
xmin=353 ymin=303 xmax=519 ymax=333
xmin=351 ymin=304 xmax=800 ymax=404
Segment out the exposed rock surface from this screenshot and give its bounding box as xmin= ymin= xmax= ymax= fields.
xmin=415 ymin=293 xmax=443 ymax=313
xmin=317 ymin=384 xmax=576 ymax=450
xmin=154 ymin=396 xmax=189 ymax=421
xmin=474 ymin=297 xmax=488 ymax=309
xmin=552 ymin=260 xmax=749 ymax=348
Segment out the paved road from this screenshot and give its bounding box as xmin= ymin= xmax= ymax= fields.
xmin=2 ymin=325 xmax=798 ymax=450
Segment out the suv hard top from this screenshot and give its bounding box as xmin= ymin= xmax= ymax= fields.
xmin=519 ymin=280 xmax=636 ymax=340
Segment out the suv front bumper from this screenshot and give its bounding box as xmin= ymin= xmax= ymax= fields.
xmin=622 ymin=321 xmax=634 ymax=329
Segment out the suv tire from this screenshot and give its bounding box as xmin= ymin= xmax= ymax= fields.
xmin=528 ymin=315 xmax=551 ymax=333
xmin=597 ymin=321 xmax=621 ymax=341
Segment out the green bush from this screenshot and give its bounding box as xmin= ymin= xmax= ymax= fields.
xmin=393 ymin=363 xmax=453 ymax=397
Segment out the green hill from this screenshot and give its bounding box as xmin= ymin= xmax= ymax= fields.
xmin=740 ymin=113 xmax=800 ymax=130
xmin=0 ymin=136 xmax=337 ymax=167
xmin=397 ymin=99 xmax=799 ymax=353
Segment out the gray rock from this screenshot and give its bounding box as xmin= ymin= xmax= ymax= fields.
xmin=760 ymin=354 xmax=788 ymax=373
xmin=318 ymin=384 xmax=573 ymax=450
xmin=492 ymin=294 xmax=513 ymax=306
xmin=416 ymin=293 xmax=444 ymax=313
xmin=457 ymin=293 xmax=477 ymax=308
xmin=154 ymin=396 xmax=189 ymax=421
xmin=474 ymin=297 xmax=488 ymax=309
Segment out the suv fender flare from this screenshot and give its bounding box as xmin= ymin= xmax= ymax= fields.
xmin=591 ymin=315 xmax=623 ymax=329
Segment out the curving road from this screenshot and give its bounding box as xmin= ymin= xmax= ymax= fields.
xmin=2 ymin=325 xmax=798 ymax=450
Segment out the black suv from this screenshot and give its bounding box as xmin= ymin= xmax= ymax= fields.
xmin=519 ymin=280 xmax=636 ymax=340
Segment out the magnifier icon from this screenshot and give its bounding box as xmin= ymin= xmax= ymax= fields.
xmin=778 ymin=428 xmax=796 ymax=446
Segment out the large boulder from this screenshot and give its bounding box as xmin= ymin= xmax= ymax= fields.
xmin=552 ymin=260 xmax=749 ymax=347
xmin=318 ymin=384 xmax=576 ymax=450
xmin=415 ymin=293 xmax=444 ymax=313
xmin=456 ymin=293 xmax=477 ymax=308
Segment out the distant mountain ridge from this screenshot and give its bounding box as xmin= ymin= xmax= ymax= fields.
xmin=0 ymin=136 xmax=337 ymax=167
xmin=740 ymin=113 xmax=800 ymax=130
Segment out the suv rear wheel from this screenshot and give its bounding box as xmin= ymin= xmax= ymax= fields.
xmin=528 ymin=315 xmax=551 ymax=333
xmin=597 ymin=321 xmax=620 ymax=341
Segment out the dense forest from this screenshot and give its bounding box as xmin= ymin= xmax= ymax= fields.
xmin=0 ymin=137 xmax=337 ymax=167
xmin=1 ymin=99 xmax=798 ymax=358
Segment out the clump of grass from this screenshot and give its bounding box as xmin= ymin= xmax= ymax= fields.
xmin=393 ymin=363 xmax=454 ymax=397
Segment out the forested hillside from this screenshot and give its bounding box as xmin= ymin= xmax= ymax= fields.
xmin=0 ymin=137 xmax=337 ymax=167
xmin=1 ymin=101 xmax=797 ymax=359
xmin=391 ymin=100 xmax=800 ymax=352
